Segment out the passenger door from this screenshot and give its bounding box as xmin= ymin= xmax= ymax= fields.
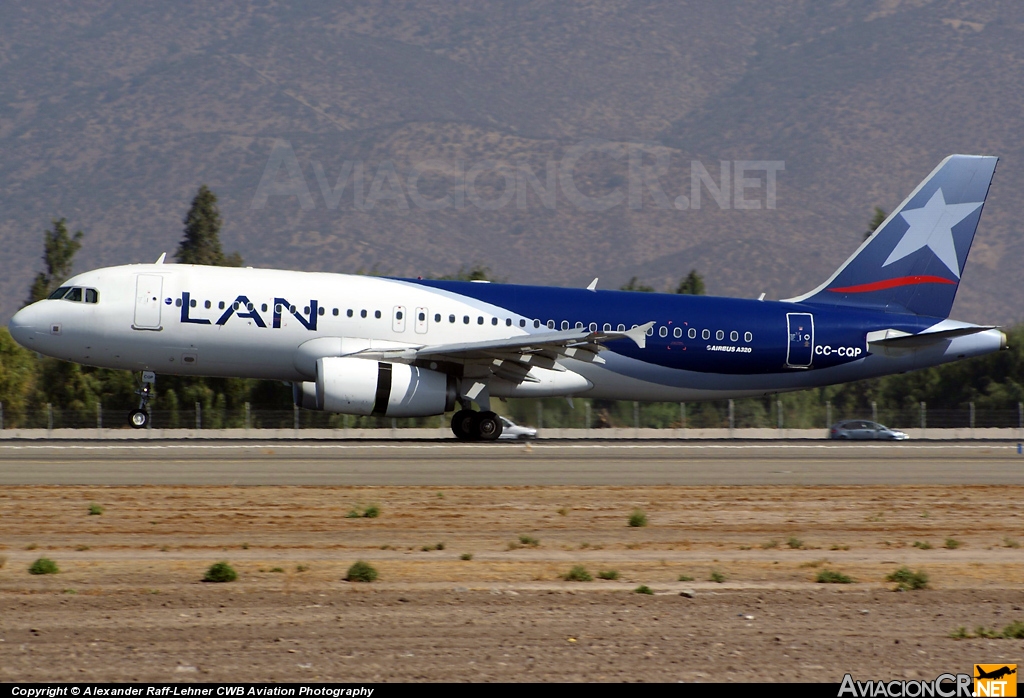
xmin=786 ymin=313 xmax=814 ymax=368
xmin=133 ymin=274 xmax=163 ymax=330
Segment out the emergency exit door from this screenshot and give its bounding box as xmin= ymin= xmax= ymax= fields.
xmin=786 ymin=313 xmax=814 ymax=368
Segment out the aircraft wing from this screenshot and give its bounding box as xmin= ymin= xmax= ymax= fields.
xmin=352 ymin=322 xmax=654 ymax=383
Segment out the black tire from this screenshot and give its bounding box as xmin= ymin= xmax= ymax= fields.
xmin=451 ymin=409 xmax=477 ymax=441
xmin=129 ymin=409 xmax=150 ymax=429
xmin=476 ymin=411 xmax=503 ymax=441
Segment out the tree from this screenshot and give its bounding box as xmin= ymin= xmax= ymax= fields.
xmin=435 ymin=263 xmax=498 ymax=282
xmin=675 ymin=269 xmax=705 ymax=295
xmin=865 ymin=206 xmax=887 ymax=241
xmin=25 ymin=219 xmax=83 ymax=306
xmin=175 ymin=185 xmax=243 ymax=266
xmin=619 ymin=276 xmax=655 ymax=293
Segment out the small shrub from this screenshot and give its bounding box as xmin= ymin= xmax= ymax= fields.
xmin=28 ymin=558 xmax=58 ymax=575
xmin=975 ymin=626 xmax=1001 ymax=639
xmin=0 ymin=555 xmax=6 ymax=569
xmin=634 ymin=585 xmax=653 ymax=595
xmin=557 ymin=507 xmax=569 ymax=516
xmin=241 ymin=542 xmax=249 ymax=550
xmin=75 ymin=545 xmax=90 ymax=551
xmin=363 ymin=504 xmax=380 ymax=519
xmin=296 ymin=565 xmax=308 ymax=573
xmin=761 ymin=540 xmax=779 ymax=549
xmin=564 ymin=565 xmax=593 ymax=582
xmin=886 ymin=566 xmax=928 ymax=591
xmin=944 ymin=538 xmax=961 ymax=549
xmin=518 ymin=535 xmax=540 ymax=547
xmin=678 ymin=574 xmax=694 ymax=582
xmin=830 ymin=544 xmax=850 ymax=551
xmin=709 ymin=570 xmax=726 ymax=583
xmin=628 ymin=510 xmax=648 ymax=528
xmin=203 ymin=562 xmax=237 ymax=583
xmin=913 ymin=541 xmax=932 ymax=550
xmin=269 ymin=567 xmax=284 ymax=573
xmin=460 ymin=553 xmax=473 ymax=561
xmin=786 ymin=536 xmax=803 ymax=549
xmin=598 ymin=569 xmax=620 ymax=580
xmin=345 ymin=560 xmax=378 ymax=583
xmin=25 ymin=543 xmax=37 ymax=551
xmin=88 ymin=504 xmax=104 ymax=516
xmin=816 ymin=569 xmax=854 ymax=584
xmin=949 ymin=626 xmax=969 ymax=640
xmin=345 ymin=509 xmax=361 ymax=518
xmin=1002 ymin=620 xmax=1024 ymax=639
xmin=1003 ymin=537 xmax=1020 ymax=549
xmin=435 ymin=541 xmax=445 ymax=550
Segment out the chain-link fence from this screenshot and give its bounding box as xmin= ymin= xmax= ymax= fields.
xmin=2 ymin=398 xmax=1022 ymax=432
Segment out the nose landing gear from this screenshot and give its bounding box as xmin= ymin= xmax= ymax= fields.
xmin=129 ymin=371 xmax=156 ymax=429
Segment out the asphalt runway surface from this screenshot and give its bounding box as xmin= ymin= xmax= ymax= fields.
xmin=0 ymin=439 xmax=1022 ymax=485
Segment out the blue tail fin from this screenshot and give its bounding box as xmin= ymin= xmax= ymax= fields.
xmin=787 ymin=155 xmax=998 ymax=318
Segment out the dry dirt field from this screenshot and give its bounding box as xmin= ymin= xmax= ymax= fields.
xmin=1 ymin=485 xmax=1022 ymax=682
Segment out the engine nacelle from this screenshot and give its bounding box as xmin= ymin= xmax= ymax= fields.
xmin=299 ymin=357 xmax=456 ymax=417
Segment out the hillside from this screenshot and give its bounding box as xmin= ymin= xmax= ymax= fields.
xmin=1 ymin=0 xmax=1022 ymax=322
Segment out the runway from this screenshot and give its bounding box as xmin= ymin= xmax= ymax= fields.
xmin=0 ymin=440 xmax=1021 ymax=485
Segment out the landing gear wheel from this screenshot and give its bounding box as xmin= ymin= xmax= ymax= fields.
xmin=129 ymin=409 xmax=150 ymax=429
xmin=476 ymin=411 xmax=502 ymax=441
xmin=451 ymin=409 xmax=477 ymax=441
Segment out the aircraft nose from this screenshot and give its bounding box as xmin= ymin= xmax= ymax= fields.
xmin=8 ymin=304 xmax=40 ymax=348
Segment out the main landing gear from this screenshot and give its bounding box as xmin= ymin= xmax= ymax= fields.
xmin=129 ymin=371 xmax=156 ymax=429
xmin=451 ymin=409 xmax=503 ymax=442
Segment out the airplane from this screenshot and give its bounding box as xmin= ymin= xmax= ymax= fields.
xmin=7 ymin=154 xmax=1005 ymax=441
xmin=975 ymin=666 xmax=1016 ymax=681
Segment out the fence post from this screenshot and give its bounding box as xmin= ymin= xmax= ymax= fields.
xmin=970 ymin=401 xmax=975 ymax=437
xmin=680 ymin=402 xmax=686 ymax=431
xmin=871 ymin=401 xmax=877 ymax=423
xmin=0 ymin=401 xmax=3 ymax=431
xmin=728 ymin=399 xmax=735 ymax=435
xmin=585 ymin=402 xmax=591 ymax=434
xmin=777 ymin=398 xmax=783 ymax=431
xmin=245 ymin=402 xmax=251 ymax=431
xmin=1018 ymin=401 xmax=1022 ymax=431
xmin=195 ymin=402 xmax=201 ymax=431
xmin=97 ymin=402 xmax=102 ymax=432
xmin=293 ymin=404 xmax=299 ymax=431
xmin=826 ymin=401 xmax=832 ymax=433
xmin=920 ymin=401 xmax=926 ymax=434
xmin=633 ymin=401 xmax=639 ymax=433
xmin=47 ymin=403 xmax=53 ymax=433
xmin=537 ymin=402 xmax=543 ymax=430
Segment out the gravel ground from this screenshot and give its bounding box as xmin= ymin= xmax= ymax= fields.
xmin=0 ymin=485 xmax=1022 ymax=682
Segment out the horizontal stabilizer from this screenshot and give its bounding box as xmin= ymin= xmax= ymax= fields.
xmin=867 ymin=325 xmax=998 ymax=349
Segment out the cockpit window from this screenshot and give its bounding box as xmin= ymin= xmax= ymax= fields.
xmin=85 ymin=288 xmax=98 ymax=304
xmin=64 ymin=287 xmax=82 ymax=302
xmin=48 ymin=286 xmax=71 ymax=300
xmin=51 ymin=286 xmax=98 ymax=303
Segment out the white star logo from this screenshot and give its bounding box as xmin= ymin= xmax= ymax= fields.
xmin=882 ymin=188 xmax=983 ymax=279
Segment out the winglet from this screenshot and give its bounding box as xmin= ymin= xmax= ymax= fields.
xmin=586 ymin=278 xmax=599 ymax=291
xmin=155 ymin=252 xmax=167 ymax=264
xmin=624 ymin=321 xmax=654 ymax=349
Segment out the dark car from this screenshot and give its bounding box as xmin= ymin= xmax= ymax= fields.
xmin=829 ymin=420 xmax=908 ymax=440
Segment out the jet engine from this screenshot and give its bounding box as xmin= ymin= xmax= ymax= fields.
xmin=293 ymin=356 xmax=457 ymax=417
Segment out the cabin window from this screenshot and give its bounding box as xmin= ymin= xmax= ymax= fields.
xmin=589 ymin=322 xmax=597 ymax=331
xmin=702 ymin=329 xmax=710 ymax=340
xmin=561 ymin=321 xmax=569 ymax=330
xmin=374 ymin=310 xmax=381 ymax=319
xmin=573 ymin=321 xmax=582 ymax=330
xmin=420 ymin=312 xmax=427 ymax=322
xmin=360 ymin=310 xmax=367 ymax=318
xmin=449 ymin=314 xmax=456 ymax=323
xmin=617 ymin=324 xmax=626 ymax=332
xmin=175 ymin=298 xmax=182 ymax=308
xmin=289 ymin=305 xmax=296 ymax=313
xmin=463 ymin=315 xmax=470 ymax=324
xmin=318 ymin=307 xmax=325 ymax=316
xmin=276 ymin=304 xmax=282 ymax=313
xmin=547 ymin=320 xmax=555 ymax=329
xmin=263 ymin=304 xmax=270 ymax=313
xmin=491 ymin=317 xmax=498 ymax=326
xmin=477 ymin=316 xmax=484 ymax=325
xmin=730 ymin=330 xmax=738 ymax=342
xmin=303 ymin=306 xmax=310 ymax=314
xmin=189 ymin=298 xmax=196 ymax=308
xmin=435 ymin=313 xmax=441 ymax=322
xmin=205 ymin=300 xmax=211 ymax=309
xmin=659 ymin=326 xmax=668 ymax=338
xmin=219 ymin=301 xmax=225 ymax=310
xmin=716 ymin=330 xmax=724 ymax=340
xmin=673 ymin=327 xmax=682 ymax=338
xmin=396 ymin=310 xmax=404 ymax=320
xmin=646 ymin=326 xmax=654 ymax=336
xmin=519 ymin=319 xmax=526 ymax=328
xmin=744 ymin=331 xmax=753 ymax=342
xmin=506 ymin=318 xmax=512 ymax=326
xmin=333 ymin=308 xmax=339 ymax=316
xmin=603 ymin=323 xmax=611 ymax=331
xmin=688 ymin=328 xmax=696 ymax=339
xmin=533 ymin=320 xmax=540 ymax=328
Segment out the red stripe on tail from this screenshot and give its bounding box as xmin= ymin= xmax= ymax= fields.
xmin=828 ymin=275 xmax=957 ymax=294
